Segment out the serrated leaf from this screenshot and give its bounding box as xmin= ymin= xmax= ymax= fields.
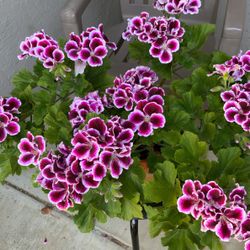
xmin=120 ymin=157 xmax=145 ymax=198
xmin=0 ymin=149 xmax=22 ymax=182
xmin=185 ymin=23 xmax=215 ymax=51
xmin=84 ymin=58 xmax=113 ymax=92
xmin=143 ymin=161 xmax=179 ymax=206
xmin=73 ymin=204 xmax=95 ymax=233
xmin=161 ymin=229 xmax=199 ymax=250
xmin=128 ymin=40 xmax=151 ymax=63
xmin=12 ymin=70 xmax=36 ymax=90
xmin=151 ymin=59 xmax=172 ymax=80
xmin=167 ymin=110 xmax=191 ymax=130
xmin=174 ymin=131 xmax=208 ymax=164
xmin=120 ymin=193 xmax=143 ymax=220
xmin=44 ymin=104 xmax=72 ymax=144
xmin=0 ymin=154 xmax=12 ymax=182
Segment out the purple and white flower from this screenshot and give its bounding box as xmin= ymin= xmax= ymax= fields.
xmin=128 ymin=101 xmax=165 ymax=137
xmin=18 ymin=30 xmax=64 ymax=70
xmin=65 ymin=24 xmax=116 ymax=75
xmin=0 ymin=113 xmax=20 ymax=143
xmin=209 ymin=50 xmax=250 ymax=82
xmin=18 ymin=131 xmax=46 ymax=166
xmin=0 ymin=97 xmax=21 ymax=143
xmin=221 ymin=83 xmax=250 ymax=131
xmin=123 ymin=12 xmax=184 ymax=64
xmin=153 ymin=0 xmax=202 ymax=15
xmin=178 ymin=181 xmax=250 ymax=245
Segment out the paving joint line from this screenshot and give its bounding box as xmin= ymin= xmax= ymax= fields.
xmin=4 ymin=180 xmax=131 ymax=250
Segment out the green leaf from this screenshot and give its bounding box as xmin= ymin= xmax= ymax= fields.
xmin=37 ymin=70 xmax=56 ymax=90
xmin=171 ymin=77 xmax=192 ymax=95
xmin=217 ymin=147 xmax=241 ymax=170
xmin=161 ymin=229 xmax=199 ymax=250
xmin=44 ymin=104 xmax=72 ymax=144
xmin=105 ymin=200 xmax=122 ymax=217
xmin=120 ymin=193 xmax=143 ymax=220
xmin=143 ymin=161 xmax=179 ymax=206
xmin=0 ymin=149 xmax=22 ymax=182
xmin=200 ymin=231 xmax=223 ymax=250
xmin=120 ymin=157 xmax=145 ymax=198
xmin=191 ymin=68 xmax=218 ymax=97
xmin=209 ymin=147 xmax=244 ymax=180
xmin=84 ymin=58 xmax=113 ymax=92
xmin=12 ymin=70 xmax=36 ymax=90
xmin=128 ymin=40 xmax=151 ymax=63
xmin=151 ymin=59 xmax=172 ymax=80
xmin=185 ymin=23 xmax=215 ymax=51
xmin=0 ymin=153 xmax=12 ymax=182
xmin=167 ymin=110 xmax=191 ymax=130
xmin=175 ymin=131 xmax=208 ymax=164
xmin=211 ymin=51 xmax=230 ymax=65
xmin=73 ymin=204 xmax=96 ymax=233
xmin=177 ymin=92 xmax=203 ymax=117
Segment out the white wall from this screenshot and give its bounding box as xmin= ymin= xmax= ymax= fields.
xmin=241 ymin=0 xmax=250 ymax=52
xmin=0 ymin=0 xmax=68 ymax=96
xmin=0 ymin=0 xmax=250 ymax=97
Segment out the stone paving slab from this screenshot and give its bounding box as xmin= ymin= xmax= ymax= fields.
xmin=6 ymin=170 xmax=245 ymax=250
xmin=7 ymin=171 xmax=164 ymax=250
xmin=0 ymin=184 xmax=126 ymax=250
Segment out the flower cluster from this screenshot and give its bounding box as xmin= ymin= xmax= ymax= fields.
xmin=68 ymin=91 xmax=106 ymax=129
xmin=177 ymin=180 xmax=250 ymax=249
xmin=18 ymin=131 xmax=46 ymax=166
xmin=122 ymin=12 xmax=185 ymax=64
xmin=18 ymin=30 xmax=65 ymax=70
xmin=65 ymin=23 xmax=117 ymax=75
xmin=106 ymin=66 xmax=166 ymax=136
xmin=0 ymin=97 xmax=21 ymax=143
xmin=209 ymin=50 xmax=250 ymax=82
xmin=221 ymin=83 xmax=250 ymax=131
xmin=153 ymin=0 xmax=202 ymax=15
xmin=238 ymin=214 xmax=250 ymax=250
xmin=36 ymin=116 xmax=134 ymax=210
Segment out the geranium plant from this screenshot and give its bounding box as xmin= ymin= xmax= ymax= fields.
xmin=1 ymin=0 xmax=250 ymax=249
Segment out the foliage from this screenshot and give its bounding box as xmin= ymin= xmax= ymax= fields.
xmin=1 ymin=17 xmax=249 ymax=250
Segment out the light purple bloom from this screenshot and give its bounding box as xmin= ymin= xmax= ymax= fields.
xmin=128 ymin=101 xmax=165 ymax=137
xmin=209 ymin=50 xmax=250 ymax=82
xmin=85 ymin=117 xmax=114 ymax=147
xmin=0 ymin=96 xmax=21 ymax=143
xmin=221 ymin=83 xmax=250 ymax=131
xmin=123 ymin=12 xmax=184 ymax=64
xmin=177 ymin=180 xmax=204 ymax=219
xmin=154 ymin=0 xmax=202 ymax=15
xmin=150 ymin=37 xmax=180 ymax=64
xmin=79 ymin=37 xmax=108 ymax=67
xmin=0 ymin=113 xmax=20 ymax=143
xmin=18 ymin=30 xmax=64 ymax=70
xmin=65 ymin=24 xmax=116 ymax=75
xmin=100 ymin=148 xmax=133 ymax=179
xmin=68 ymin=91 xmax=105 ymax=129
xmin=71 ymin=130 xmax=100 ymax=161
xmin=34 ymin=66 xmax=166 ymax=211
xmin=18 ymin=131 xmax=46 ymax=166
xmin=178 ymin=181 xmax=250 ymax=244
xmin=113 ymin=85 xmax=134 ymax=111
xmin=203 ymin=206 xmax=245 ymax=241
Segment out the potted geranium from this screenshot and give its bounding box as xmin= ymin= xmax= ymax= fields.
xmin=1 ymin=0 xmax=250 ymax=249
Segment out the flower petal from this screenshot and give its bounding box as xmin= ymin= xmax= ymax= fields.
xmin=138 ymin=122 xmax=153 ymax=137
xmin=18 ymin=153 xmax=35 ymax=166
xmin=150 ymin=113 xmax=165 ymax=128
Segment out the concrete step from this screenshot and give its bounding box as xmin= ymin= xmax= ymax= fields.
xmin=5 ymin=170 xmax=245 ymax=250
